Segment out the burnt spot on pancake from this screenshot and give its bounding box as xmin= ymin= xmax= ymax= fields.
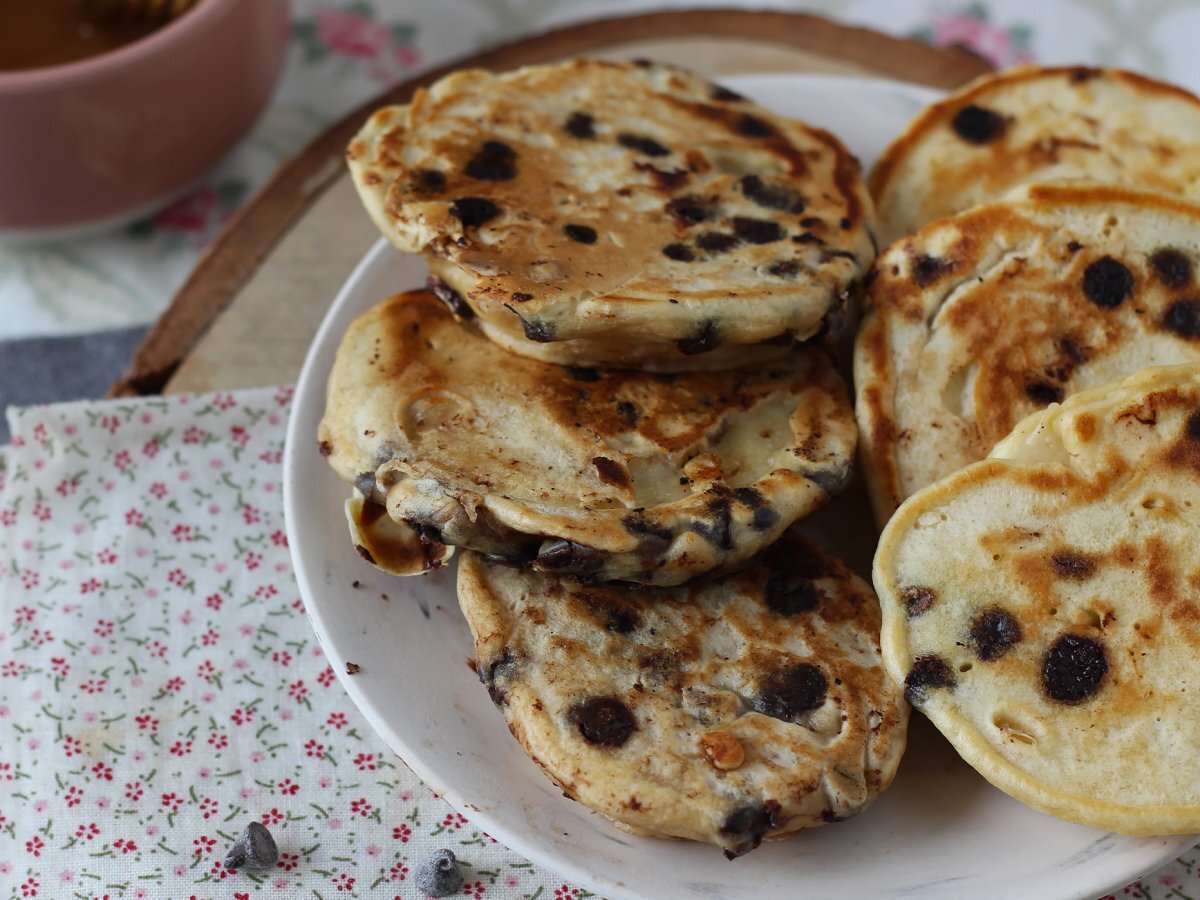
xmin=1069 ymin=67 xmax=1101 ymax=83
xmin=621 ymin=510 xmax=672 ymax=549
xmin=904 ymin=655 xmax=954 ymax=704
xmin=912 ymin=254 xmax=952 ymax=287
xmin=511 ymin=292 xmax=533 ymax=303
xmin=768 ymin=260 xmax=801 ymax=278
xmin=617 ymin=132 xmax=671 ymax=157
xmin=901 ymin=586 xmax=937 ymax=616
xmin=950 ymin=104 xmax=1008 ymax=144
xmin=1051 ymin=551 xmax=1097 ymax=580
xmin=662 ymin=243 xmax=695 ymax=262
xmin=318 ymin=440 xmax=332 ymax=457
xmin=764 ymin=572 xmax=821 ymax=617
xmin=410 ymin=169 xmax=445 ymax=193
xmin=970 ymin=608 xmax=1022 ymax=661
xmin=464 ymin=140 xmax=517 ymax=181
xmin=570 ymin=697 xmax=636 ymax=747
xmin=1082 ymin=256 xmax=1134 ymax=309
xmin=636 ymin=163 xmax=688 ymax=191
xmin=426 ymin=275 xmax=475 ymax=320
xmin=567 ymin=366 xmax=600 ymax=382
xmin=564 ymin=224 xmax=598 ymax=244
xmin=564 ymin=111 xmax=595 ymax=139
xmin=535 ymin=540 xmax=605 ymax=575
xmin=675 ymin=320 xmax=719 ymax=355
xmin=734 ymin=486 xmax=778 ymax=531
xmin=1150 ymin=248 xmax=1192 ymax=288
xmin=736 ymin=114 xmax=774 ymax=137
xmin=1025 ymin=380 xmax=1064 ymax=405
xmin=720 ymin=801 xmax=780 ymax=859
xmin=1162 ymin=299 xmax=1200 ymax=339
xmin=751 ymin=663 xmax=828 ymax=721
xmin=664 ymin=195 xmax=712 ymax=226
xmin=732 ymin=217 xmax=785 ymax=245
xmin=605 ymin=609 xmax=639 ymax=635
xmin=739 ymin=174 xmax=804 ymax=213
xmin=692 ymin=494 xmax=733 ymax=549
xmin=450 ymin=197 xmax=500 ymax=229
xmin=696 ymin=232 xmax=740 ymax=254
xmin=1042 ymin=634 xmax=1108 ymax=705
xmin=710 ymin=83 xmax=746 ymax=102
xmin=592 ymin=456 xmax=631 ymax=490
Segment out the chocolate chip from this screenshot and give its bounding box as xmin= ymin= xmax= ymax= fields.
xmin=511 ymin=292 xmax=533 ymax=303
xmin=570 ymin=697 xmax=636 ymax=746
xmin=1070 ymin=67 xmax=1100 ymax=83
xmin=464 ymin=140 xmax=517 ymax=181
xmin=564 ymin=224 xmax=597 ymax=244
xmin=426 ymin=275 xmax=474 ymax=320
xmin=764 ymin=573 xmax=820 ymax=616
xmin=567 ymin=366 xmax=600 ymax=382
xmin=719 ymin=801 xmax=780 ymax=859
xmin=692 ymin=495 xmax=733 ymax=549
xmin=1067 ymin=241 xmax=1083 ymax=253
xmin=605 ymin=610 xmax=639 ymax=634
xmin=592 ymin=456 xmax=629 ymax=490
xmin=535 ymin=540 xmax=605 ymax=575
xmin=904 ymin=655 xmax=954 ymax=703
xmin=970 ymin=608 xmax=1022 ymax=661
xmin=637 ymin=164 xmax=688 ymax=190
xmin=665 ymin=195 xmax=711 ymax=225
xmin=1025 ymin=381 xmax=1064 ymax=405
xmin=792 ymin=233 xmax=825 ymax=246
xmin=450 ymin=197 xmax=500 ymax=229
xmin=520 ymin=318 xmax=553 ymax=342
xmin=839 ymin=217 xmax=853 ymax=230
xmin=564 ymin=111 xmax=595 ymax=139
xmin=1042 ymin=634 xmax=1108 ymax=704
xmin=1082 ymin=256 xmax=1134 ymax=309
xmin=710 ymin=84 xmax=745 ymax=102
xmin=1188 ymin=411 xmax=1200 ymax=441
xmin=768 ymin=260 xmax=800 ymax=278
xmin=662 ymin=243 xmax=695 ymax=262
xmin=224 ymin=822 xmax=278 ymax=870
xmin=621 ymin=511 xmax=672 ymax=549
xmin=751 ymin=663 xmax=828 ymax=721
xmin=411 ymin=169 xmax=446 ymax=193
xmin=696 ymin=232 xmax=739 ymax=254
xmin=912 ymin=254 xmax=951 ymax=287
xmin=951 ymin=104 xmax=1007 ymax=143
xmin=739 ymin=175 xmax=803 ymax=212
xmin=1163 ymin=299 xmax=1200 ymax=339
xmin=318 ymin=440 xmax=332 ymax=457
xmin=1051 ymin=551 xmax=1096 ymax=580
xmin=617 ymin=133 xmax=670 ymax=157
xmin=732 ymin=217 xmax=785 ymax=244
xmin=1150 ymin=248 xmax=1192 ymax=288
xmin=675 ymin=320 xmax=718 ymax=355
xmin=615 ymin=400 xmax=639 ymax=426
xmin=355 ymin=544 xmax=376 ymax=565
xmin=737 ymin=114 xmax=773 ymax=137
xmin=733 ymin=487 xmax=778 ymax=531
xmin=901 ymin=586 xmax=937 ymax=616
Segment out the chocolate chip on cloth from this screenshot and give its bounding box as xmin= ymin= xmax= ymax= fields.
xmin=855 ymin=182 xmax=1200 ymax=526
xmin=345 ymin=58 xmax=873 ymax=371
xmin=223 ymin=822 xmax=278 ymax=870
xmin=318 ymin=289 xmax=856 ymax=587
xmin=871 ymin=65 xmax=1200 ymax=244
xmin=873 ymin=363 xmax=1200 ymax=834
xmin=415 ymin=849 xmax=464 ymax=897
xmin=456 ymin=531 xmax=908 ymax=857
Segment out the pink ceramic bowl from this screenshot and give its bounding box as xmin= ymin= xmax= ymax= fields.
xmin=0 ymin=0 xmax=290 ymax=238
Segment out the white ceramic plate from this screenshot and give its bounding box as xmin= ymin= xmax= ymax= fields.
xmin=284 ymin=73 xmax=1195 ymax=900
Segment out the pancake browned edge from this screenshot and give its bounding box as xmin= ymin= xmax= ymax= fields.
xmin=319 ymin=289 xmax=856 ymax=586
xmin=458 ymin=532 xmax=908 ymax=857
xmin=874 ymin=364 xmax=1200 ymax=834
xmin=870 ymin=65 xmax=1200 ymax=245
xmin=855 ymin=181 xmax=1200 ymax=527
xmin=346 ymin=58 xmax=874 ymax=370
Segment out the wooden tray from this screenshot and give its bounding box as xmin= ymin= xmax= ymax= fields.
xmin=109 ymin=8 xmax=991 ymax=397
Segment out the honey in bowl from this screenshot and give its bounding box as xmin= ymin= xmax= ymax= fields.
xmin=0 ymin=0 xmax=180 ymax=72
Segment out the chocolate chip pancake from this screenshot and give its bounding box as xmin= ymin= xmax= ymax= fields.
xmin=874 ymin=364 xmax=1200 ymax=834
xmin=855 ymin=182 xmax=1200 ymax=526
xmin=871 ymin=65 xmax=1200 ymax=245
xmin=346 ymin=59 xmax=874 ymax=370
xmin=319 ymin=289 xmax=856 ymax=586
xmin=458 ymin=532 xmax=908 ymax=856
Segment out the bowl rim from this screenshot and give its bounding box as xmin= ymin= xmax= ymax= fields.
xmin=0 ymin=0 xmax=250 ymax=94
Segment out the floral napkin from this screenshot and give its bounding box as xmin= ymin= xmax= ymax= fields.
xmin=0 ymin=387 xmax=1196 ymax=900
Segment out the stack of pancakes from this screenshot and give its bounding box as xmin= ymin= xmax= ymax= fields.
xmin=858 ymin=66 xmax=1200 ymax=833
xmin=319 ymin=59 xmax=909 ymax=857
